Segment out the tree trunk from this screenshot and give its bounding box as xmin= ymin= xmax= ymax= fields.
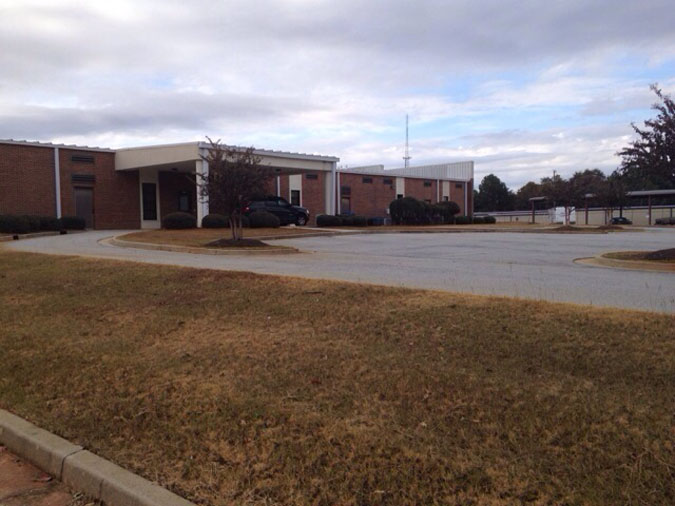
xmin=230 ymin=213 xmax=238 ymax=241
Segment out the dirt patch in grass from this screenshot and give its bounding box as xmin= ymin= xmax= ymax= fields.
xmin=0 ymin=251 xmax=673 ymax=505
xmin=596 ymin=224 xmax=624 ymax=231
xmin=604 ymin=248 xmax=675 ymax=263
xmin=207 ymin=238 xmax=269 ymax=248
xmin=118 ymin=227 xmax=321 ymax=248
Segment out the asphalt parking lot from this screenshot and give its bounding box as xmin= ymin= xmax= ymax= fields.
xmin=4 ymin=229 xmax=674 ymax=313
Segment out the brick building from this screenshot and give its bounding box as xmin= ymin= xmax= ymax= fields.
xmin=1 ymin=139 xmax=473 ymax=229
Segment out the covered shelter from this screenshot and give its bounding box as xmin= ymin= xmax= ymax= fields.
xmin=626 ymin=189 xmax=675 ymax=225
xmin=115 ymin=142 xmax=339 ymax=228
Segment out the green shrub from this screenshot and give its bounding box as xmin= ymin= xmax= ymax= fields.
xmin=39 ymin=216 xmax=61 ymax=231
xmin=433 ymin=201 xmax=461 ymax=224
xmin=455 ymin=215 xmax=471 ymax=225
xmin=201 ymin=214 xmax=228 ymax=228
xmin=162 ymin=212 xmax=196 ymax=229
xmin=352 ymin=215 xmax=368 ymax=227
xmin=483 ymin=215 xmax=497 ymax=224
xmin=60 ymin=215 xmax=86 ymax=230
xmin=389 ymin=197 xmax=426 ymax=225
xmin=472 ymin=216 xmax=485 ymax=224
xmin=23 ymin=215 xmax=42 ymax=232
xmin=0 ymin=215 xmax=31 ymax=234
xmin=248 ymin=211 xmax=280 ymax=228
xmin=316 ymin=215 xmax=343 ymax=227
xmin=339 ymin=215 xmax=355 ymax=226
xmin=367 ymin=217 xmax=385 ymax=226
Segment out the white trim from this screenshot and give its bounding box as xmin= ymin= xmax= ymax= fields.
xmin=53 ymin=148 xmax=62 ymax=218
xmin=336 ymin=172 xmax=341 ymax=215
xmin=276 ymin=176 xmax=281 ymax=197
xmin=0 ymin=139 xmax=112 ymax=152
xmin=195 ymin=158 xmax=209 ymax=227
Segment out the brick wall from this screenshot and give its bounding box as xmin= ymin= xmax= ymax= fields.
xmin=0 ymin=144 xmax=56 ymax=216
xmin=301 ymin=172 xmax=326 ymax=224
xmin=159 ymin=171 xmax=197 ymax=219
xmin=58 ymin=149 xmax=140 ymax=229
xmin=338 ymin=172 xmax=396 ymax=217
xmin=404 ymin=178 xmax=438 ymax=204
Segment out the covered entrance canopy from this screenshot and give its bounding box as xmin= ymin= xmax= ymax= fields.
xmin=115 ymin=141 xmax=339 ymax=228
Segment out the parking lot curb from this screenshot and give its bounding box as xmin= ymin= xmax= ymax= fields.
xmin=0 ymin=409 xmax=194 ymax=506
xmin=106 ymin=236 xmax=300 ymax=255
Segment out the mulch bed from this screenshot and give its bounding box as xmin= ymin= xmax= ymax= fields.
xmin=207 ymin=238 xmax=269 ymax=248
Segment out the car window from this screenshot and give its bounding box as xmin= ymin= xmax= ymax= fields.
xmin=249 ymin=202 xmax=264 ymax=209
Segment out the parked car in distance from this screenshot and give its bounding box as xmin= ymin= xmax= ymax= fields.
xmin=243 ymin=196 xmax=309 ymax=226
xmin=610 ymin=217 xmax=632 ymax=225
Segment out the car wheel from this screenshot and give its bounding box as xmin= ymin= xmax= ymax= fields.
xmin=296 ymin=216 xmax=307 ymax=226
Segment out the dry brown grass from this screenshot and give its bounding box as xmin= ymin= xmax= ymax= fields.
xmin=0 ymin=251 xmax=674 ymax=505
xmin=118 ymin=227 xmax=322 ymax=248
xmin=604 ymin=250 xmax=675 ymax=263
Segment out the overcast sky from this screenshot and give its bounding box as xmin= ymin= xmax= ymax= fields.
xmin=1 ymin=0 xmax=674 ymax=189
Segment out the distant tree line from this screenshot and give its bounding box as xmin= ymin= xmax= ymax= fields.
xmin=474 ymin=84 xmax=675 ymax=213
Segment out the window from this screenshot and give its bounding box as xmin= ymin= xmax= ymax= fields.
xmin=290 ymin=190 xmax=300 ymax=206
xmin=455 ymin=183 xmax=463 ymax=189
xmin=341 ymin=185 xmax=351 ymax=195
xmin=383 ymin=178 xmax=393 ymax=185
xmin=443 ymin=196 xmax=449 ymax=202
xmin=142 ymin=183 xmax=157 ymax=221
xmin=178 ymin=191 xmax=190 ymax=212
xmin=397 ymin=194 xmax=403 ymax=199
xmin=362 ymin=177 xmax=373 ymax=184
xmin=71 ymin=174 xmax=95 ymax=183
xmin=71 ymin=154 xmax=95 ymax=163
xmin=423 ymin=181 xmax=432 ymax=187
xmin=306 ymin=173 xmax=318 ymax=180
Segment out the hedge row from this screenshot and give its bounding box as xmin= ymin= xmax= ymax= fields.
xmin=316 ymin=214 xmax=369 ymax=227
xmin=168 ymin=212 xmax=281 ymax=230
xmin=389 ymin=197 xmax=461 ymax=225
xmin=0 ymin=214 xmax=85 ymax=234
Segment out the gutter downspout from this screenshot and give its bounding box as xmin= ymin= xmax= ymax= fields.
xmin=464 ymin=182 xmax=468 ymax=217
xmin=54 ymin=148 xmax=62 ymax=218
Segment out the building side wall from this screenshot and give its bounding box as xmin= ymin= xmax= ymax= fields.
xmin=301 ymin=172 xmax=326 ymax=224
xmin=404 ymin=178 xmax=438 ymax=204
xmin=338 ymin=172 xmax=396 ymax=217
xmin=59 ymin=149 xmax=140 ymax=229
xmin=0 ymin=144 xmax=56 ymax=215
xmin=158 ymin=171 xmax=196 ymax=219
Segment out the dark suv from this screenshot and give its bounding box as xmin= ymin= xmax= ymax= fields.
xmin=243 ymin=196 xmax=310 ymax=226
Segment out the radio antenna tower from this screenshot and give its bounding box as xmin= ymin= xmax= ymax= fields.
xmin=403 ymin=114 xmax=411 ymax=168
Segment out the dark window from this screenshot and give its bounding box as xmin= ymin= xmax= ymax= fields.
xmin=178 ymin=191 xmax=190 ymax=212
xmin=71 ymin=174 xmax=95 ymax=183
xmin=423 ymin=181 xmax=432 ymax=187
xmin=397 ymin=194 xmax=403 ymax=199
xmin=383 ymin=178 xmax=393 ymax=185
xmin=249 ymin=202 xmax=265 ymax=210
xmin=306 ymin=173 xmax=318 ymax=180
xmin=341 ymin=185 xmax=351 ymax=195
xmin=142 ymin=183 xmax=157 ymax=221
xmin=455 ymin=183 xmax=463 ymax=189
xmin=71 ymin=154 xmax=95 ymax=163
xmin=362 ymin=177 xmax=373 ymax=184
xmin=424 ymin=199 xmax=431 ymax=204
xmin=290 ymin=190 xmax=300 ymax=206
xmin=443 ymin=196 xmax=449 ymax=202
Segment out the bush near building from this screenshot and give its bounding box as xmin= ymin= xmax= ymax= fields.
xmin=389 ymin=197 xmax=460 ymax=225
xmin=162 ymin=212 xmax=197 ymax=229
xmin=0 ymin=214 xmax=83 ymax=234
xmin=201 ymin=214 xmax=229 ymax=228
xmin=248 ymin=211 xmax=280 ymax=228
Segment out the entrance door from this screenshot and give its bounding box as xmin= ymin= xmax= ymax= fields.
xmin=74 ymin=187 xmax=94 ymax=228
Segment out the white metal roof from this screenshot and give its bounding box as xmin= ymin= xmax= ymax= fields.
xmin=0 ymin=138 xmax=113 ymax=152
xmin=339 ymin=161 xmax=474 ymax=182
xmin=627 ymin=189 xmax=675 ymax=197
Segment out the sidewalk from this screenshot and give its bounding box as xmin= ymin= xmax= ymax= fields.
xmin=0 ymin=445 xmax=94 ymax=506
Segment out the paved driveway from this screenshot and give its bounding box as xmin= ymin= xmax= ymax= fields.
xmin=3 ymin=229 xmax=674 ymax=313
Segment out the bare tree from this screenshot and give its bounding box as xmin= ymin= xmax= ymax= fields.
xmin=198 ymin=137 xmax=272 ymax=240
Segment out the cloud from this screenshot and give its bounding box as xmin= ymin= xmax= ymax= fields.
xmin=1 ymin=0 xmax=674 ymax=185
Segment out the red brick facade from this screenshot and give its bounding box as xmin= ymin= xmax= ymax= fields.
xmin=159 ymin=171 xmax=197 ymax=219
xmin=300 ymin=172 xmax=326 ymax=224
xmin=338 ymin=172 xmax=396 ymax=216
xmin=404 ymin=178 xmax=439 ymax=205
xmin=0 ymin=144 xmax=57 ymax=216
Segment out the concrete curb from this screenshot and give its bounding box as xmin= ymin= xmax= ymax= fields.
xmin=106 ymin=236 xmax=300 ymax=255
xmin=575 ymin=253 xmax=675 ymax=273
xmin=0 ymin=409 xmax=194 ymax=506
xmin=0 ymin=231 xmax=62 ymax=242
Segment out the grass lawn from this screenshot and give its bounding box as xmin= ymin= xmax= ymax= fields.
xmin=118 ymin=227 xmax=325 ymax=248
xmin=0 ymin=251 xmax=673 ymax=505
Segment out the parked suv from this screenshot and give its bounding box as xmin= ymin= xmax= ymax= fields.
xmin=243 ymin=196 xmax=309 ymax=226
xmin=610 ymin=217 xmax=632 ymax=225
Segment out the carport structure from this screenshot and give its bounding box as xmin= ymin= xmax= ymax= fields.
xmin=115 ymin=142 xmax=339 ymax=228
xmin=626 ymin=189 xmax=675 ymax=225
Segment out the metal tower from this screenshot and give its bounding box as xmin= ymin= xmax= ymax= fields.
xmin=403 ymin=114 xmax=411 ymax=168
